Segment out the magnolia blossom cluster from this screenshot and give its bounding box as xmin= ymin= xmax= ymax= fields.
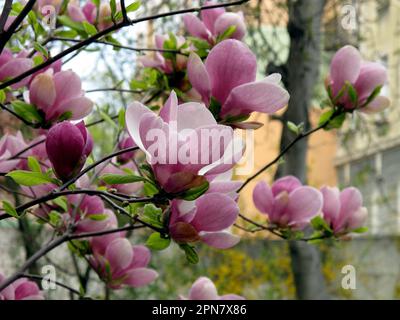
xmin=253 ymin=176 xmax=368 ymax=235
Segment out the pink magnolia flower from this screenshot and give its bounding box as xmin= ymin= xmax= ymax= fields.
xmin=29 ymin=69 xmax=93 ymax=123
xmin=90 ymin=238 xmax=158 ymax=289
xmin=139 ymin=34 xmax=188 ymax=74
xmin=183 ymin=1 xmax=246 ymax=44
xmin=125 ymin=90 xmax=243 ymax=194
xmin=253 ymin=176 xmax=323 ymax=230
xmin=0 ymin=274 xmax=44 ymax=300
xmin=169 ymin=192 xmax=240 ymax=249
xmin=327 ymin=45 xmax=389 ymax=113
xmin=67 ymin=0 xmax=97 ymax=24
xmin=0 ymin=131 xmax=30 ymax=173
xmin=181 ymin=277 xmax=244 ymax=300
xmin=0 ymin=48 xmax=33 ymax=89
xmin=46 ymin=121 xmax=93 ymax=181
xmin=187 ymin=39 xmax=289 ymax=121
xmin=67 ymin=195 xmax=117 ymax=233
xmin=117 ymin=135 xmax=137 ymax=164
xmin=321 ymin=186 xmax=368 ymax=235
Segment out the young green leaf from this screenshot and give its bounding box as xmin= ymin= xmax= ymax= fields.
xmin=6 ymin=170 xmax=55 ymax=186
xmin=27 ymin=156 xmax=42 ymax=173
xmin=33 ymin=42 xmax=49 ymax=58
xmin=2 ymin=200 xmax=19 ymax=218
xmin=82 ymin=21 xmax=97 ymax=36
xmin=100 ymin=173 xmax=145 ymax=184
xmin=88 ymin=214 xmax=109 ymax=221
xmin=179 ymin=244 xmax=199 ymax=264
xmin=179 ymin=181 xmax=209 ymax=201
xmin=146 ymin=232 xmax=171 ymax=250
xmin=11 ymin=100 xmax=43 ymax=124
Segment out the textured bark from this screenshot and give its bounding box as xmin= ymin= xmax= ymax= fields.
xmin=276 ymin=0 xmax=330 ymax=300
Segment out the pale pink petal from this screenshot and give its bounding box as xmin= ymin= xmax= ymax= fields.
xmin=321 ymin=186 xmax=341 ymax=225
xmin=189 ymin=277 xmax=219 ymax=300
xmin=271 ymin=176 xmax=302 ymax=196
xmin=355 ymin=62 xmax=387 ymax=100
xmin=287 ymin=186 xmax=323 ymax=223
xmin=159 ymin=90 xmax=178 ymax=123
xmin=183 ymin=13 xmax=211 ymax=40
xmin=214 ymin=12 xmax=246 ymax=40
xmin=53 ymin=70 xmax=83 ymax=102
xmin=123 ymin=268 xmax=158 ymax=287
xmin=191 ymin=193 xmax=239 ymax=232
xmin=130 ymin=245 xmax=151 ymax=268
xmin=176 ymin=102 xmax=216 ymax=131
xmin=347 ymin=207 xmax=368 ymax=231
xmin=361 ymin=95 xmax=390 ymax=114
xmin=253 ymin=181 xmax=274 ymax=214
xmin=55 ymin=96 xmax=93 ymax=120
xmin=29 ymin=72 xmax=57 ymax=112
xmin=330 ymin=45 xmax=362 ymax=96
xmin=105 ymin=238 xmax=133 ymax=272
xmin=205 ymin=39 xmax=257 ymax=104
xmin=201 ymin=1 xmax=225 ymax=34
xmin=187 ymin=53 xmax=211 ymax=105
xmin=200 ymin=231 xmax=240 ymax=249
xmin=221 ymin=79 xmax=289 ymax=117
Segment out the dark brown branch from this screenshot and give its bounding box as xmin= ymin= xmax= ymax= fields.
xmin=0 ymin=0 xmax=13 ymax=33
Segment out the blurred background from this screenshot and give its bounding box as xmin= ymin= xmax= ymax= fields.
xmin=1 ymin=0 xmax=400 ymax=299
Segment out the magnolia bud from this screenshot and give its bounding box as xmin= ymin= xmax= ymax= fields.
xmin=46 ymin=121 xmax=92 ymax=181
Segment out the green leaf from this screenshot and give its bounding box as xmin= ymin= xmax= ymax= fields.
xmin=143 ymin=182 xmax=159 ymax=197
xmin=11 ymin=100 xmax=43 ymax=124
xmin=319 ymin=109 xmax=346 ymax=130
xmin=99 ymin=110 xmax=118 ymax=130
xmin=310 ymin=216 xmax=332 ymax=233
xmin=209 ymin=97 xmax=221 ymax=119
xmin=363 ymin=85 xmax=382 ymax=107
xmin=82 ymin=21 xmax=97 ymax=36
xmin=146 ymin=232 xmax=170 ymax=250
xmin=33 ymin=42 xmax=49 ymax=58
xmin=53 ymin=29 xmax=78 ymax=38
xmin=141 ymin=204 xmax=163 ymax=229
xmin=6 ymin=170 xmax=55 ymax=186
xmin=52 ymin=196 xmax=68 ymax=212
xmin=110 ymin=0 xmax=117 ymax=18
xmin=118 ymin=109 xmax=125 ymax=129
xmin=88 ymin=214 xmax=109 ymax=221
xmin=216 ymin=25 xmax=237 ymax=42
xmin=48 ymin=210 xmax=61 ymax=225
xmin=33 ymin=55 xmax=44 ymax=66
xmin=27 ymin=156 xmax=42 ymax=173
xmin=57 ymin=15 xmax=85 ymax=32
xmin=0 ymin=90 xmax=6 ymax=104
xmin=2 ymin=200 xmax=19 ymax=218
xmin=352 ymin=226 xmax=368 ymax=234
xmin=346 ymin=81 xmax=358 ymax=105
xmin=179 ymin=181 xmax=209 ymax=201
xmin=287 ymin=121 xmax=300 ymax=135
xmin=100 ymin=173 xmax=145 ymax=184
xmin=126 ymin=0 xmax=141 ymax=12
xmin=179 ymin=244 xmax=199 ymax=264
xmin=58 ymin=111 xmax=73 ymax=122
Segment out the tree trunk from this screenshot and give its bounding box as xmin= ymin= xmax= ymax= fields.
xmin=276 ymin=0 xmax=330 ymax=300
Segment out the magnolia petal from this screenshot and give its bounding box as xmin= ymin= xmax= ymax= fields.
xmin=123 ymin=268 xmax=158 ymax=287
xmin=221 ymin=79 xmax=289 ymax=117
xmin=205 ymin=39 xmax=257 ymax=104
xmin=191 ymin=193 xmax=239 ymax=232
xmin=271 ymin=176 xmax=302 ymax=196
xmin=321 ymin=186 xmax=341 ymax=225
xmin=253 ymin=181 xmax=274 ymax=214
xmin=183 ymin=13 xmax=211 ymax=40
xmin=361 ymin=95 xmax=391 ymax=114
xmin=287 ymin=186 xmax=323 ymax=224
xmin=214 ymin=12 xmax=246 ymax=40
xmin=201 ymin=1 xmax=225 ymax=34
xmin=187 ymin=53 xmax=211 ymax=106
xmin=200 ymin=231 xmax=240 ymax=249
xmin=105 ymin=238 xmax=134 ymax=272
xmin=189 ymin=277 xmax=219 ymax=300
xmin=330 ymin=45 xmax=361 ymax=95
